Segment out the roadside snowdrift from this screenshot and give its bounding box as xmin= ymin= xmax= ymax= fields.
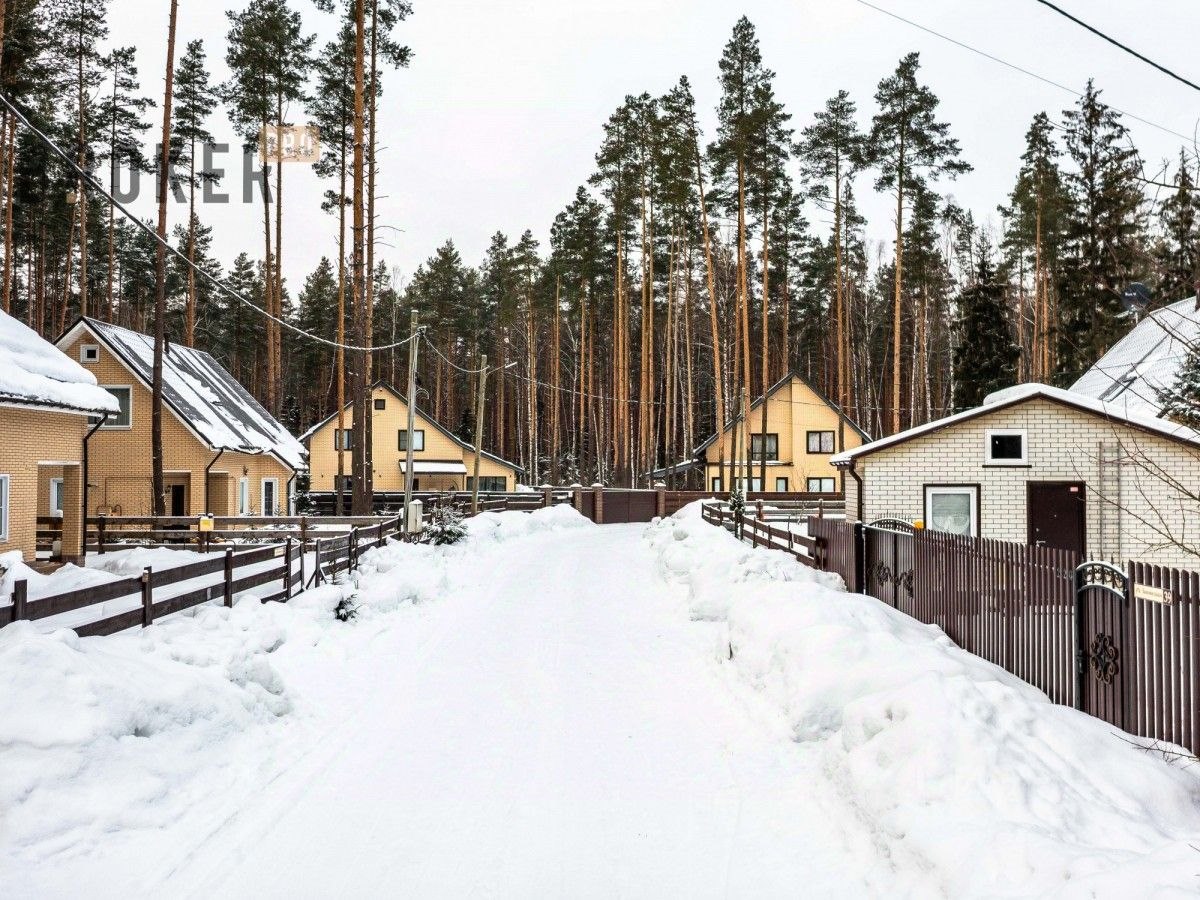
xmin=647 ymin=505 xmax=1200 ymax=895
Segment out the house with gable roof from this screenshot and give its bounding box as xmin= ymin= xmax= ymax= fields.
xmin=302 ymin=382 xmax=523 ymax=495
xmin=0 ymin=309 xmax=119 ymax=563
xmin=56 ymin=317 xmax=306 ymax=518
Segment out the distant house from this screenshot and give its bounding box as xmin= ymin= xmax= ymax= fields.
xmin=831 ymin=383 xmax=1200 ymax=567
xmin=0 ymin=310 xmax=119 ymax=563
xmin=56 ymin=318 xmax=306 ymax=517
xmin=1072 ymin=294 xmax=1200 ymax=417
xmin=681 ymin=373 xmax=868 ymax=493
xmin=302 ymin=383 xmax=523 ymax=494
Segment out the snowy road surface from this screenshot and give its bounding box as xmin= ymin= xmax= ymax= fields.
xmin=5 ymin=505 xmax=1200 ymax=898
xmin=169 ymin=522 xmax=873 ymax=897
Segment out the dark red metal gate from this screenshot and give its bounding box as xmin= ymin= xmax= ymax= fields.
xmin=1074 ymin=562 xmax=1128 ymax=729
xmin=863 ymin=520 xmax=914 ymax=609
xmin=602 ymin=490 xmax=657 ymax=524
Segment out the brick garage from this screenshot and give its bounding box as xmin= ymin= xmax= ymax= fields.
xmin=834 ymin=384 xmax=1200 ymax=568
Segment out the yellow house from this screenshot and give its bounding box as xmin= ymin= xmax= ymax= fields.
xmin=303 ymin=383 xmax=523 ymax=494
xmin=696 ymin=373 xmax=869 ymax=493
xmin=0 ymin=310 xmax=120 ymax=563
xmin=56 ymin=318 xmax=306 ymax=518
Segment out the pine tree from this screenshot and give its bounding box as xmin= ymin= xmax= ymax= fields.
xmin=170 ymin=39 xmax=220 ymax=347
xmin=1059 ymin=80 xmax=1146 ymax=381
xmin=954 ymin=247 xmax=1018 ymax=408
xmin=710 ymin=16 xmax=771 ymax=488
xmin=223 ymin=0 xmax=314 ymax=414
xmin=97 ymin=45 xmax=153 ymax=322
xmin=1157 ymin=348 xmax=1200 ymax=428
xmin=48 ymin=0 xmax=110 ymax=318
xmin=999 ymin=112 xmax=1069 ymax=382
xmin=799 ymin=90 xmax=865 ymax=433
xmin=867 ymin=52 xmax=970 ymax=434
xmin=1154 ymin=149 xmax=1200 ymax=306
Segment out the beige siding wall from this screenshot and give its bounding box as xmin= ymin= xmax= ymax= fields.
xmin=851 ymin=397 xmax=1200 ymax=568
xmin=0 ymin=406 xmax=88 ymax=560
xmin=702 ymin=376 xmax=865 ymax=492
xmin=306 ymin=386 xmax=520 ymax=492
xmin=61 ymin=332 xmax=294 ymax=516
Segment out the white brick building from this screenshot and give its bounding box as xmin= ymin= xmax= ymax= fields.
xmin=831 ymin=384 xmax=1200 ymax=568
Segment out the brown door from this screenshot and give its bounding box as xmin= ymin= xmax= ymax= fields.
xmin=1027 ymin=482 xmax=1086 ymax=555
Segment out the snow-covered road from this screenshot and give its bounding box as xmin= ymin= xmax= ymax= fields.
xmin=169 ymin=522 xmax=875 ymax=897
xmin=6 ymin=505 xmax=1200 ymax=898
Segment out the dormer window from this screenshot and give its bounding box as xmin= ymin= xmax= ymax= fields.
xmin=80 ymin=344 xmax=99 ymax=363
xmin=985 ymin=429 xmax=1027 ymax=465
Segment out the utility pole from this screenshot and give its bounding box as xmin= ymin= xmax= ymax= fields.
xmin=403 ymin=310 xmax=420 ymax=530
xmin=471 ymin=353 xmax=487 ymax=516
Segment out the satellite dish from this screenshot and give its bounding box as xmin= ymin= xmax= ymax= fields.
xmin=1122 ymin=282 xmax=1151 ymax=314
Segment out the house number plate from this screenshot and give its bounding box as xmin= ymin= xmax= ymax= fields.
xmin=1133 ymin=583 xmax=1174 ymax=606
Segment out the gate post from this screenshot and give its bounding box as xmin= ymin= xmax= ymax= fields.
xmin=853 ymin=522 xmax=865 ymax=595
xmin=654 ymin=482 xmax=666 ymax=519
xmin=592 ymin=483 xmax=604 ymax=525
xmin=571 ymin=483 xmax=583 ymax=514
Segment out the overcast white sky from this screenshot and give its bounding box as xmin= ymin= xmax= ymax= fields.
xmin=112 ymin=0 xmax=1200 ymax=294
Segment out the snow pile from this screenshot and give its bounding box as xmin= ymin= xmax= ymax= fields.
xmin=646 ymin=505 xmax=841 ymax=622
xmin=464 ymin=502 xmax=594 ymax=544
xmin=0 ymin=602 xmax=294 ymax=884
xmin=646 ymin=506 xmax=1200 ymax=894
xmin=0 ymin=309 xmax=119 ymax=413
xmin=0 ymin=550 xmax=119 ymax=605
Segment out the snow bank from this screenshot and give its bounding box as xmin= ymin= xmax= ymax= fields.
xmin=646 ymin=510 xmax=1200 ymax=895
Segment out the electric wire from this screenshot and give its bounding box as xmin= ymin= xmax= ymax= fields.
xmin=1031 ymin=0 xmax=1200 ymax=94
xmin=853 ymin=0 xmax=1198 ymax=146
xmin=0 ymin=90 xmax=414 ymax=354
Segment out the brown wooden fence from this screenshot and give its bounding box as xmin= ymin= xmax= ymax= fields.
xmin=809 ymin=518 xmax=862 ymax=592
xmin=700 ymin=503 xmax=819 ymax=565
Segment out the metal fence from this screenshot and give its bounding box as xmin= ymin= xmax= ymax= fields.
xmin=708 ymin=512 xmax=1200 ymax=755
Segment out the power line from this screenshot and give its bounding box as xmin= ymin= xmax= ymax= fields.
xmin=853 ymin=0 xmax=1198 ymax=146
xmin=1032 ymin=0 xmax=1200 ymax=94
xmin=0 ymin=90 xmax=413 ymax=354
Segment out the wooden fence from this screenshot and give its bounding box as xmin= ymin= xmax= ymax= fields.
xmin=1 ymin=543 xmax=302 ymax=638
xmin=700 ymin=503 xmax=819 ymax=565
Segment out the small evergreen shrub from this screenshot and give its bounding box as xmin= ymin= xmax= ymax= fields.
xmin=427 ymin=503 xmax=468 ymax=546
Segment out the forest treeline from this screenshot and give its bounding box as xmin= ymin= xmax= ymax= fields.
xmin=0 ymin=4 xmax=1196 ymax=490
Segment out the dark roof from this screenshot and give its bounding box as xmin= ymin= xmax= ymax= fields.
xmin=299 ymin=381 xmax=525 ymax=474
xmin=693 ymin=372 xmax=870 ymax=455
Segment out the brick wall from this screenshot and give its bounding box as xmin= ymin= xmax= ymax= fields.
xmin=0 ymin=406 xmax=89 ymax=560
xmin=851 ymin=397 xmax=1200 ymax=567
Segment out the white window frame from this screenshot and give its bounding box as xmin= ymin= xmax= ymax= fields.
xmin=0 ymin=475 xmax=8 ymax=541
xmin=50 ymin=477 xmax=64 ymax=517
xmin=79 ymin=344 xmax=100 ymax=363
xmin=398 ymin=429 xmax=426 ymax=452
xmin=261 ymin=477 xmax=279 ymax=516
xmin=924 ymin=485 xmax=979 ymax=537
xmin=735 ymin=477 xmax=762 ymax=492
xmin=807 ymin=477 xmax=835 ymax=493
xmin=238 ymin=476 xmax=251 ymax=516
xmin=98 ymin=385 xmax=133 ymax=429
xmin=985 ymin=428 xmax=1028 ymax=466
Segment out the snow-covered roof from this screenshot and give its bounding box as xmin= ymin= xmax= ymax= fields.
xmin=831 ymin=382 xmax=1200 ymax=465
xmin=59 ymin=318 xmax=306 ymax=470
xmin=1071 ymin=295 xmax=1200 ymax=418
xmin=0 ymin=310 xmax=119 ymax=415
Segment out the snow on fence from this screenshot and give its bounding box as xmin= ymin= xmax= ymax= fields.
xmin=700 ymin=503 xmax=821 ymax=564
xmin=724 ymin=513 xmax=1200 ymax=756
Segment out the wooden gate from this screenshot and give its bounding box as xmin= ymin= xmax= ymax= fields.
xmin=863 ymin=520 xmax=914 ymax=609
xmin=602 ymin=490 xmax=658 ymax=524
xmin=1074 ymin=561 xmax=1128 ymax=729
